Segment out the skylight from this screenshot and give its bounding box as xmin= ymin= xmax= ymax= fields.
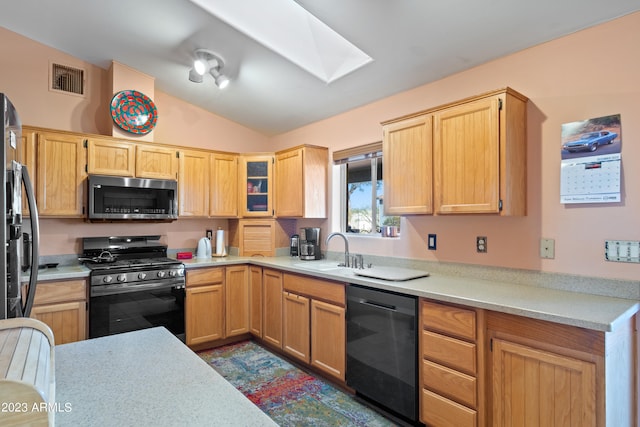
xmin=188 ymin=0 xmax=373 ymax=84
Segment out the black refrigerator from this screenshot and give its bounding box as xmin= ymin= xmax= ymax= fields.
xmin=1 ymin=93 xmax=40 ymax=319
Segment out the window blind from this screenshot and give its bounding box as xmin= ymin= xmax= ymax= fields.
xmin=332 ymin=141 xmax=382 ymax=164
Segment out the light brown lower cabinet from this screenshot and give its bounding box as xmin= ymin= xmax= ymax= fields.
xmin=491 ymin=338 xmax=596 ymax=426
xmin=185 ymin=267 xmax=224 ymax=346
xmin=30 ymin=279 xmax=87 ymax=344
xmin=262 ymin=268 xmax=283 ymax=348
xmin=283 ymin=291 xmax=310 ymax=361
xmin=419 ymin=299 xmax=484 ymax=427
xmin=248 ymin=265 xmax=263 ymax=337
xmin=282 ymin=273 xmax=346 ymax=381
xmin=310 ymin=299 xmax=345 ymax=380
xmin=487 ymin=310 xmax=638 ymax=427
xmin=225 ymin=265 xmax=249 ymax=337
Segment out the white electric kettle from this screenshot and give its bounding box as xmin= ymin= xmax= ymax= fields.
xmin=196 ymin=237 xmax=212 ymax=259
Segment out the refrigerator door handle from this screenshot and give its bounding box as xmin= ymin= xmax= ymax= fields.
xmin=21 ymin=165 xmax=39 ymax=318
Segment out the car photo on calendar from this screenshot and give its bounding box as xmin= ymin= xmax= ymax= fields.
xmin=561 ymin=114 xmax=621 ymax=160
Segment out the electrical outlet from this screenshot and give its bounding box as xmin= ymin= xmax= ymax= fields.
xmin=476 ymin=236 xmax=487 ymax=253
xmin=540 ymin=238 xmax=555 ymax=259
xmin=428 ymin=234 xmax=437 ymax=250
xmin=206 ymin=229 xmax=213 ymax=240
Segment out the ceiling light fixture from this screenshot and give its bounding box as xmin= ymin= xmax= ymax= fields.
xmin=188 ymin=48 xmax=230 ymax=89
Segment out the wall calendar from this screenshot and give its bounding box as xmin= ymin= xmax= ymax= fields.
xmin=560 ymin=114 xmax=621 ymax=204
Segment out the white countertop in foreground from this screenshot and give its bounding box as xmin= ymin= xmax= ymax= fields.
xmin=55 ymin=327 xmax=276 ymax=427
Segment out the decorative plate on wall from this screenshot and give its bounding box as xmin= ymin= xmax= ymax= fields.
xmin=110 ymin=90 xmax=158 ymax=135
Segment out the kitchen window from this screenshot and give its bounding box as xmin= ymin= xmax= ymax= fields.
xmin=334 ymin=142 xmax=400 ymax=234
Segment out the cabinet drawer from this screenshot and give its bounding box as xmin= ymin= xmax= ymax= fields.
xmin=422 ymin=359 xmax=476 ymax=408
xmin=422 ymin=330 xmax=476 ymax=375
xmin=34 ymin=280 xmax=86 ymax=305
xmin=187 ymin=267 xmax=224 ymax=287
xmin=422 ymin=300 xmax=476 ymax=341
xmin=283 ymin=273 xmax=345 ymax=306
xmin=421 ymin=388 xmax=476 ymax=427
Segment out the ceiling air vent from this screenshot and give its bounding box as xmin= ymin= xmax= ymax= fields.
xmin=50 ymin=63 xmax=85 ymax=96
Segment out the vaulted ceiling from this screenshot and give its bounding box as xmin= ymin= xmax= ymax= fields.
xmin=1 ymin=1 xmax=638 ymax=135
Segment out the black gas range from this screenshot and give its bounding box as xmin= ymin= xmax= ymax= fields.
xmin=80 ymin=235 xmax=186 ymax=341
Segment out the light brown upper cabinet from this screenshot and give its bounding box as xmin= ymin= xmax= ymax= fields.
xmin=178 ymin=149 xmax=210 ymax=217
xmin=382 ymin=115 xmax=433 ymax=215
xmin=36 ymin=131 xmax=86 ymax=217
xmin=87 ymin=139 xmax=177 ymax=180
xmin=210 ymin=152 xmax=238 ymax=217
xmin=135 ymin=144 xmax=178 ymax=180
xmin=381 ymin=88 xmax=527 ymax=216
xmin=275 ymin=145 xmax=328 ymax=218
xmin=240 ymin=154 xmax=274 ymax=217
xmin=433 ymin=89 xmax=527 ymax=215
xmin=86 ymin=138 xmax=135 ymax=177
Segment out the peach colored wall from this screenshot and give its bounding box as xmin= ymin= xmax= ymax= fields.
xmin=272 ymin=12 xmax=640 ymax=281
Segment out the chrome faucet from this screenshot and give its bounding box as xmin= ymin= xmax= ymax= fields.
xmin=325 ymin=232 xmax=350 ymax=267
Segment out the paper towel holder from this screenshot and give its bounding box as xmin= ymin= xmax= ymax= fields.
xmin=213 ymin=227 xmax=227 ymax=257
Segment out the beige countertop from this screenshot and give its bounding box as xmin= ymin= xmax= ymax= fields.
xmin=55 ymin=327 xmax=277 ymax=427
xmin=38 ymin=255 xmax=639 ymax=333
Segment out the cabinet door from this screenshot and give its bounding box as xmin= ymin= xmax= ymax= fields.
xmin=86 ymin=139 xmax=135 ymax=177
xmin=382 ymin=115 xmax=433 ymax=214
xmin=433 ymin=97 xmax=500 ymax=214
xmin=283 ymin=292 xmax=310 ymax=363
xmin=492 ymin=338 xmax=596 ymax=427
xmin=311 ymin=299 xmax=345 ymax=380
xmin=37 ymin=132 xmax=86 ymax=217
xmin=275 ymin=146 xmax=328 ymax=218
xmin=210 ymin=152 xmax=238 ymax=217
xmin=240 ymin=155 xmax=273 ymax=217
xmin=178 ymin=149 xmax=209 ymax=217
xmin=225 ymin=265 xmax=249 ymax=337
xmin=275 ymin=148 xmax=303 ymax=217
xmin=249 ymin=266 xmax=263 ymax=337
xmin=262 ymin=269 xmax=282 ymax=348
xmin=30 ymin=279 xmax=87 ymax=345
xmin=136 ymin=144 xmax=178 ymax=180
xmin=31 ymin=301 xmax=86 ymax=345
xmin=235 ymin=220 xmax=276 ymax=257
xmin=185 ymin=284 xmax=224 ymax=345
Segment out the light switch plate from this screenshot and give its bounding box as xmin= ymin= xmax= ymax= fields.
xmin=540 ymin=238 xmax=555 ymax=259
xmin=427 ymin=234 xmax=436 ymax=250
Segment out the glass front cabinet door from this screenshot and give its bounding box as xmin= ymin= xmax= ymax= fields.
xmin=240 ymin=155 xmax=273 ymax=217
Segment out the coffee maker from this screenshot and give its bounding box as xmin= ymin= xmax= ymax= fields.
xmin=299 ymin=227 xmax=321 ymax=260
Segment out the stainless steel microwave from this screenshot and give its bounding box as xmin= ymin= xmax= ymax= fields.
xmin=87 ymin=175 xmax=178 ymax=221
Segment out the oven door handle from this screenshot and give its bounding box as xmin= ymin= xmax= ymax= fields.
xmin=90 ymin=279 xmax=185 ymax=297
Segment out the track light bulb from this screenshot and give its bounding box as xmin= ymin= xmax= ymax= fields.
xmin=216 ymin=74 xmax=230 ymax=89
xmin=193 ymin=58 xmax=207 ymax=75
xmin=210 ymin=67 xmax=230 ymax=89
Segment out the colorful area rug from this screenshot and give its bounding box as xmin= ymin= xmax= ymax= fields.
xmin=197 ymin=340 xmax=396 ymax=426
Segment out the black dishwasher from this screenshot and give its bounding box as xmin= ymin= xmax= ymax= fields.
xmin=346 ymin=284 xmax=418 ymax=423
